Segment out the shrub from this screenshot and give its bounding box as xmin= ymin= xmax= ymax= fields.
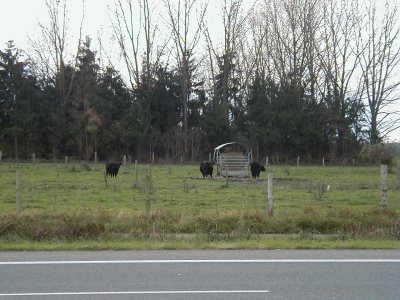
xmin=361 ymin=143 xmax=399 ymax=171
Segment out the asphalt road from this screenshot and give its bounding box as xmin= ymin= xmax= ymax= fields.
xmin=0 ymin=250 xmax=399 ymax=300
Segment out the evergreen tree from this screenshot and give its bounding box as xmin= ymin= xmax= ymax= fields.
xmin=0 ymin=41 xmax=41 ymax=159
xmin=97 ymin=66 xmax=132 ymax=160
xmin=69 ymin=36 xmax=101 ymax=160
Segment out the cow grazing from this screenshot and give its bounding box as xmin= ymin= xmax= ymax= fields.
xmin=250 ymin=161 xmax=266 ymax=179
xmin=200 ymin=161 xmax=214 ymax=178
xmin=106 ymin=162 xmax=122 ymax=177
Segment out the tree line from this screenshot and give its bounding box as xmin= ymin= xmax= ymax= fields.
xmin=0 ymin=0 xmax=399 ymax=163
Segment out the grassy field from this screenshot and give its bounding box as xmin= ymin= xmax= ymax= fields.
xmin=0 ymin=160 xmax=399 ymax=250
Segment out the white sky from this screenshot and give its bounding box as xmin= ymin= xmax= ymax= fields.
xmin=0 ymin=0 xmax=225 ymax=79
xmin=0 ymin=0 xmax=113 ymax=59
xmin=0 ymin=0 xmax=399 ymax=142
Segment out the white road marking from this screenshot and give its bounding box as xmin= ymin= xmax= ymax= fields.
xmin=0 ymin=290 xmax=270 ymax=296
xmin=0 ymin=259 xmax=399 ymax=265
xmin=0 ymin=259 xmax=397 ymax=297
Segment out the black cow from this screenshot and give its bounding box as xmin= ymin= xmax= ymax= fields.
xmin=106 ymin=162 xmax=122 ymax=177
xmin=250 ymin=161 xmax=266 ymax=179
xmin=200 ymin=161 xmax=214 ymax=178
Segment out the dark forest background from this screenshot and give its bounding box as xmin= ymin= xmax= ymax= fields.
xmin=0 ymin=0 xmax=399 ymax=164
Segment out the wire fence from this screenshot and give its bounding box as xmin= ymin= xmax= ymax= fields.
xmin=1 ymin=161 xmax=399 ymax=215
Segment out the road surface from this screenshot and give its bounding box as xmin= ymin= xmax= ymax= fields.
xmin=0 ymin=250 xmax=399 ymax=299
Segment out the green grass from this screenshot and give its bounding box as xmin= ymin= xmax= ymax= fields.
xmin=0 ymin=161 xmax=399 ymax=250
xmin=1 ymin=236 xmax=399 ymax=251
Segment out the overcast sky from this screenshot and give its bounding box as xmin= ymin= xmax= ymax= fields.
xmin=0 ymin=0 xmax=224 ymax=77
xmin=1 ymin=0 xmax=112 ymax=57
xmin=0 ymin=0 xmax=399 ymax=142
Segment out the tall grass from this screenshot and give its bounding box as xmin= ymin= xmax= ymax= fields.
xmin=0 ymin=207 xmax=397 ymax=242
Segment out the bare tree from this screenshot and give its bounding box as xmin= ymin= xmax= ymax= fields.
xmin=263 ymin=0 xmax=323 ymax=109
xmin=28 ymin=0 xmax=84 ymax=110
xmin=163 ymin=0 xmax=207 ymax=158
xmin=27 ymin=0 xmax=84 ymax=157
xmin=247 ymin=3 xmax=271 ymax=78
xmin=203 ymin=0 xmax=248 ymax=124
xmin=111 ymin=0 xmax=169 ymax=158
xmin=111 ymin=0 xmax=168 ymax=89
xmin=357 ymin=0 xmax=400 ymax=143
xmin=315 ymin=0 xmax=364 ymax=156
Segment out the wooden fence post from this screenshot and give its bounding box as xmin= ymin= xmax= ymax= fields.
xmin=16 ymin=170 xmax=22 ymax=215
xmin=297 ymin=156 xmax=300 ymax=167
xmin=380 ymin=165 xmax=388 ymax=212
xmin=0 ymin=150 xmax=2 ymax=164
xmin=65 ymin=156 xmax=68 ymax=165
xmin=268 ymin=174 xmax=274 ymax=216
xmin=266 ymin=157 xmax=268 ymax=167
xmin=322 ymin=157 xmax=325 ymax=166
xmin=397 ymin=164 xmax=400 ymax=190
xmin=225 ymin=165 xmax=229 ymax=187
xmin=134 ymin=160 xmax=138 ymax=188
xmin=145 ymin=166 xmax=151 ymax=217
xmin=103 ymin=169 xmax=108 ymax=188
xmin=94 ymin=152 xmax=97 ymax=169
xmin=123 ymin=155 xmax=127 ymax=166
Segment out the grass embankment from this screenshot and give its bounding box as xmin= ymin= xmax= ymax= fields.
xmin=0 ymin=161 xmax=399 ymax=250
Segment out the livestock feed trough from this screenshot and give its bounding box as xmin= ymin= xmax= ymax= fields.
xmin=213 ymin=142 xmax=252 ymax=177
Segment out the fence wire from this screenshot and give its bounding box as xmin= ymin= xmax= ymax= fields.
xmin=0 ymin=162 xmax=399 ymax=214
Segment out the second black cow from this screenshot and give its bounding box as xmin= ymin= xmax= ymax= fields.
xmin=250 ymin=161 xmax=266 ymax=179
xmin=106 ymin=162 xmax=122 ymax=177
xmin=200 ymin=161 xmax=214 ymax=178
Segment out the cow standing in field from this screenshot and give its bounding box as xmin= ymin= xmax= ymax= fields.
xmin=106 ymin=162 xmax=122 ymax=177
xmin=200 ymin=161 xmax=214 ymax=178
xmin=250 ymin=161 xmax=266 ymax=179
